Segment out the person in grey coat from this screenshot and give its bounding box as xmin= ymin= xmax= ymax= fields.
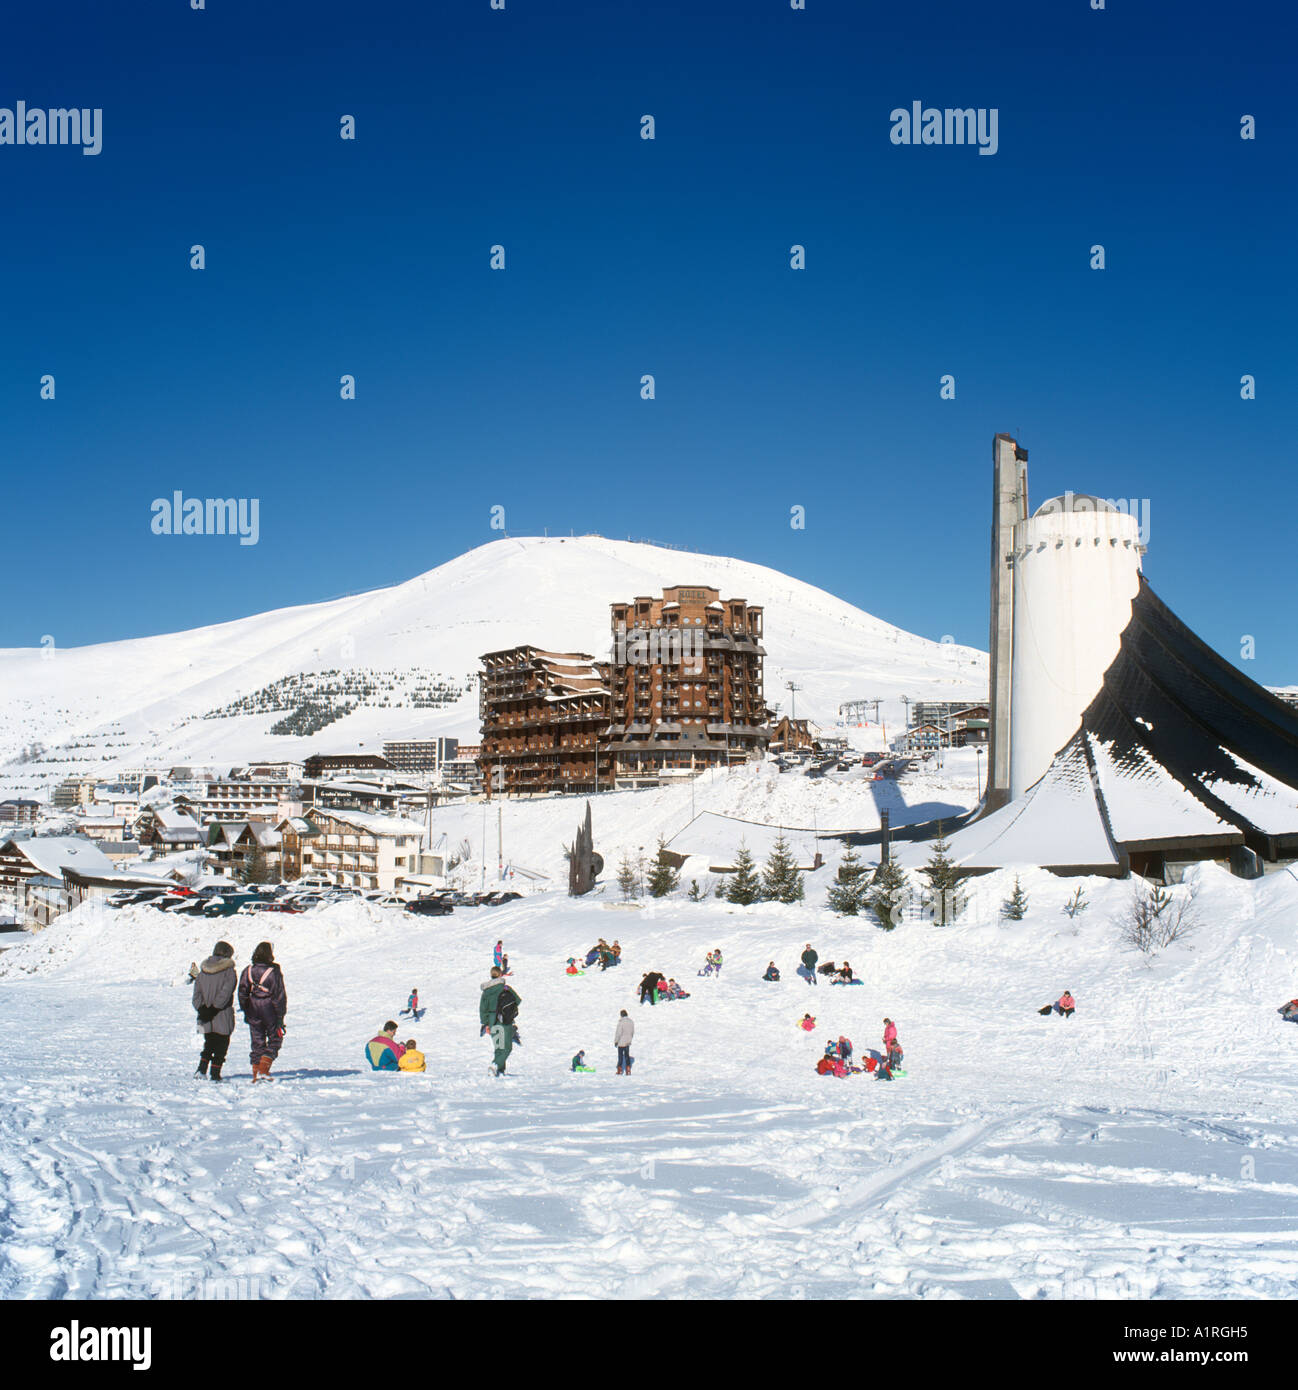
xmin=192 ymin=940 xmax=238 ymax=1081
xmin=614 ymin=1009 xmax=635 ymax=1075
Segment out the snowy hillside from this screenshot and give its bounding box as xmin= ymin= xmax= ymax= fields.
xmin=2 ymin=860 xmax=1296 ymax=1299
xmin=0 ymin=536 xmax=985 ymax=796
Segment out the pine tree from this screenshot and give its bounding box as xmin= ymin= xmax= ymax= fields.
xmin=714 ymin=878 xmax=725 ymax=899
xmin=826 ymin=842 xmax=868 ymax=915
xmin=1062 ymin=885 xmax=1089 ymax=920
xmin=687 ymin=879 xmax=703 ymax=902
xmin=920 ymin=830 xmax=963 ymax=925
xmin=762 ymin=832 xmax=804 ymax=903
xmin=1001 ymin=875 xmax=1029 ymax=921
xmin=725 ymin=842 xmax=763 ymax=905
xmin=868 ymin=856 xmax=910 ymax=930
xmin=617 ymin=850 xmax=638 ymax=900
xmin=647 ymin=836 xmax=679 ymax=897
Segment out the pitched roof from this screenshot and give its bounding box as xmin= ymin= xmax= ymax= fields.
xmin=2 ymin=836 xmax=117 ymax=879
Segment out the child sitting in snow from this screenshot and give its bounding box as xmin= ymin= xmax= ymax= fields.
xmin=660 ymin=978 xmax=691 ymax=1001
xmin=799 ymin=1014 xmax=816 ymax=1032
xmin=763 ymin=962 xmax=780 ymax=982
xmin=1278 ymin=999 xmax=1298 ymax=1023
xmin=571 ymin=1049 xmax=596 ymax=1073
xmin=398 ymin=1039 xmax=426 ymax=1072
xmin=697 ymin=949 xmax=723 ymax=977
xmin=565 ymin=958 xmax=584 ymax=975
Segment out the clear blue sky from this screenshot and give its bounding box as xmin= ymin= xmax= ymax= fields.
xmin=2 ymin=0 xmax=1294 ymax=680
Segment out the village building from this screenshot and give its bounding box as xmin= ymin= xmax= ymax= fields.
xmin=0 ymin=798 xmax=41 ymax=827
xmin=0 ymin=836 xmax=120 ymax=928
xmin=134 ymin=805 xmax=205 ymax=855
xmin=303 ymin=752 xmax=393 ymax=779
xmin=299 ymin=807 xmax=426 ymax=892
xmin=768 ymin=716 xmax=818 ymax=753
xmin=52 ymin=776 xmax=100 ymax=809
xmin=381 ymin=738 xmax=459 ymax=774
xmin=948 ymin=704 xmax=990 ymax=747
xmin=200 ymin=774 xmax=298 ymax=824
xmin=206 ymin=821 xmax=282 ymax=879
xmin=302 ymin=776 xmax=433 ymax=820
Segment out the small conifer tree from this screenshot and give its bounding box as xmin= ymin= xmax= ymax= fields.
xmin=826 ymin=842 xmax=867 ymax=916
xmin=1001 ymin=875 xmax=1029 ymax=921
xmin=868 ymin=856 xmax=910 ymax=930
xmin=647 ymin=836 xmax=679 ymax=898
xmin=725 ymin=842 xmax=763 ymax=906
xmin=762 ymin=832 xmax=804 ymax=903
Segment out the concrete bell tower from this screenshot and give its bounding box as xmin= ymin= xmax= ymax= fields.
xmin=985 ymin=433 xmax=1029 ymax=812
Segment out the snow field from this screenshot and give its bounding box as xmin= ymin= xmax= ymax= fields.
xmin=2 ymin=858 xmax=1297 ymax=1299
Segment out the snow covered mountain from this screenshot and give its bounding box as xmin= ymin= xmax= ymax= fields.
xmin=0 ymin=535 xmax=985 ymax=794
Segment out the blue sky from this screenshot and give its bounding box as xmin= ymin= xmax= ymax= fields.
xmin=2 ymin=0 xmax=1295 ymax=680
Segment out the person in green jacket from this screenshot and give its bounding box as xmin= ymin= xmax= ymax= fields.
xmin=479 ymin=967 xmax=522 ymax=1075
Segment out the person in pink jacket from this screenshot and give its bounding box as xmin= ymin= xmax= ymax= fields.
xmin=882 ymin=1017 xmax=897 ymax=1047
xmin=1056 ymin=991 xmax=1076 ymax=1018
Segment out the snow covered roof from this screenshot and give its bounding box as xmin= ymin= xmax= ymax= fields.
xmin=3 ymin=836 xmax=117 ymax=879
xmin=928 ymin=578 xmax=1298 ymax=873
xmin=310 ymin=807 xmax=426 ymax=837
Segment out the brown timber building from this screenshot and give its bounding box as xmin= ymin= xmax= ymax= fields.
xmin=478 ymin=647 xmax=613 ymax=796
xmin=478 ymin=587 xmax=771 ymax=795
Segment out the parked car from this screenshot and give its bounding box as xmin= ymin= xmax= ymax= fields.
xmin=108 ymin=887 xmax=168 ymax=907
xmin=248 ymin=901 xmax=302 ymax=914
xmin=483 ymin=890 xmax=523 ymax=905
xmin=406 ymin=897 xmax=453 ymax=916
xmin=202 ymin=892 xmax=261 ymax=918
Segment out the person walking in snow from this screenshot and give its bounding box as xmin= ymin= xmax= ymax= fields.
xmin=479 ymin=966 xmax=521 ymax=1076
xmin=615 ymin=1009 xmax=635 ymax=1075
xmin=238 ymin=941 xmax=287 ymax=1083
xmin=400 ymin=987 xmax=419 ymax=1018
xmin=192 ymin=940 xmax=237 ymax=1082
xmin=801 ymin=944 xmax=819 ymax=985
xmin=494 ymin=940 xmax=504 ymax=969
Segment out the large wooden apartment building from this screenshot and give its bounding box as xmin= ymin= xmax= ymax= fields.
xmin=479 ymin=648 xmax=612 ymax=796
xmin=605 ymin=586 xmax=770 ymax=784
xmin=478 ymin=587 xmax=771 ymax=795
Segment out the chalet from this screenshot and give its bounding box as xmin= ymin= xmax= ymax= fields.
xmin=768 ymin=716 xmax=818 ymax=753
xmin=135 ymin=805 xmax=205 ymax=854
xmin=0 ymin=836 xmax=119 ymax=928
xmin=902 ymin=723 xmax=946 ymax=753
xmin=207 ymin=821 xmax=281 ymax=878
xmin=948 ymin=705 xmax=990 ymax=747
xmin=276 ymin=816 xmax=319 ymax=882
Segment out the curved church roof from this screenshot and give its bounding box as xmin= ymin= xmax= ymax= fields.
xmin=899 ymin=578 xmax=1298 ymax=875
